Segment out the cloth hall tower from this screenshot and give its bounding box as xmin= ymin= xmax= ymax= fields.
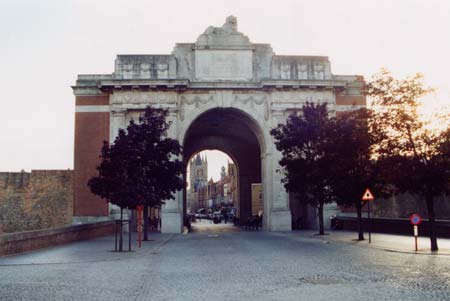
xmin=188 ymin=154 xmax=208 ymax=211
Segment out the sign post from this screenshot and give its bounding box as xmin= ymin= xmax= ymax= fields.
xmin=137 ymin=205 xmax=144 ymax=248
xmin=361 ymin=188 xmax=375 ymax=243
xmin=410 ymin=213 xmax=422 ymax=252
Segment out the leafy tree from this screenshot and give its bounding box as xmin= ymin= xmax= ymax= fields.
xmin=88 ymin=106 xmax=184 ymax=240
xmin=327 ymin=108 xmax=383 ymax=240
xmin=271 ymin=103 xmax=336 ymax=235
xmin=367 ymin=69 xmax=450 ymax=251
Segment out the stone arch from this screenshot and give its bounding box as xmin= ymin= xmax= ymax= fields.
xmin=178 ymin=98 xmax=269 ymax=156
xmin=182 ymin=107 xmax=265 ymax=227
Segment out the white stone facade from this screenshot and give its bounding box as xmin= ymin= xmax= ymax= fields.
xmin=73 ymin=16 xmax=365 ymax=233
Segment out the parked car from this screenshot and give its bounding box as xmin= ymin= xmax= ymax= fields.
xmin=195 ymin=209 xmax=208 ymax=219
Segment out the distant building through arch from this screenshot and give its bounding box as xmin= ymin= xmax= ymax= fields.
xmin=188 ymin=153 xmax=208 ymax=210
xmin=72 ymin=16 xmax=366 ymax=232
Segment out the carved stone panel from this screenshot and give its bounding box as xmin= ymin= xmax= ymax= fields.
xmin=157 ymin=64 xmax=169 ymax=79
xmin=313 ymin=63 xmax=325 ymax=80
xmin=297 ymin=63 xmax=308 ymax=80
xmin=111 ymin=91 xmax=177 ymax=104
xmin=178 ymin=94 xmax=216 ymax=121
xmin=280 ymin=63 xmax=291 ymax=80
xmin=233 ymin=94 xmax=269 ymax=120
xmin=140 ymin=63 xmax=151 ymax=78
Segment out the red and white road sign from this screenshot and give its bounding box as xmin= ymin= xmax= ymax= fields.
xmin=410 ymin=213 xmax=422 ymax=225
xmin=361 ymin=188 xmax=375 ymax=201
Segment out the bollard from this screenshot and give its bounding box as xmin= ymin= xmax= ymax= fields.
xmin=129 ymin=219 xmax=132 ymax=252
xmin=414 ymin=225 xmax=418 ymax=252
xmin=119 ymin=221 xmax=123 ymax=252
xmin=115 ymin=221 xmax=118 ymax=251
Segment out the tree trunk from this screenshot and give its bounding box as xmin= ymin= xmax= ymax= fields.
xmin=425 ymin=194 xmax=438 ymax=251
xmin=143 ymin=204 xmax=149 ymax=241
xmin=318 ymin=202 xmax=325 ymax=235
xmin=356 ymin=201 xmax=365 ymax=241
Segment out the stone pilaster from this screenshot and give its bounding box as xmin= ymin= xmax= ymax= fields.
xmin=161 ymin=111 xmax=183 ymax=233
xmin=109 ymin=109 xmax=129 ymax=223
xmin=262 ymin=151 xmax=292 ymax=231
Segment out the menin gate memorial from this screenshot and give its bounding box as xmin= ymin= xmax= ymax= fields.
xmin=72 ymin=16 xmax=365 ymax=232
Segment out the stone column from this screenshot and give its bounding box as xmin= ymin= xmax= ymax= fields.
xmin=161 ymin=111 xmax=183 ymax=233
xmin=265 ymin=109 xmax=292 ymax=231
xmin=109 ymin=108 xmax=130 ymax=224
xmin=262 ymin=151 xmax=292 ymax=231
xmin=270 ymin=150 xmax=292 ymax=231
xmin=261 ymin=152 xmax=271 ymax=230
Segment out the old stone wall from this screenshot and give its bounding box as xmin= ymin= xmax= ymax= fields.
xmin=373 ymin=193 xmax=450 ymax=220
xmin=0 ymin=170 xmax=73 ymax=233
xmin=338 ymin=193 xmax=450 ymax=220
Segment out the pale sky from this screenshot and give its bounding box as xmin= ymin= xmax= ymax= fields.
xmin=188 ymin=150 xmax=232 ymax=183
xmin=1 ymin=0 xmax=449 ymax=172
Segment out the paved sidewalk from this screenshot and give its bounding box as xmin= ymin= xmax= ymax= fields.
xmin=0 ymin=232 xmax=173 ymax=265
xmin=296 ymin=230 xmax=450 ymax=255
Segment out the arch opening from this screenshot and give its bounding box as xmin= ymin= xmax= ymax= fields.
xmin=183 ymin=108 xmax=264 ymax=230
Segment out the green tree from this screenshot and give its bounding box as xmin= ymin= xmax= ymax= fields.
xmin=271 ymin=103 xmax=335 ymax=235
xmin=88 ymin=106 xmax=184 ymax=240
xmin=327 ymin=108 xmax=382 ymax=240
xmin=367 ymin=69 xmax=450 ymax=251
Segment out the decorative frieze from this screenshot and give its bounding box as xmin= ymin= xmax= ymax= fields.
xmin=111 ymin=91 xmax=177 ymax=105
xmin=178 ymin=95 xmax=215 ymax=121
xmin=234 ymin=95 xmax=270 ymax=121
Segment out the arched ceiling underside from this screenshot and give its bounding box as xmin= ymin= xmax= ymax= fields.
xmin=183 ymin=108 xmax=261 ymax=179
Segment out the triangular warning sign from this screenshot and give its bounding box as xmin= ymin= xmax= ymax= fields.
xmin=361 ymin=188 xmax=375 ymax=201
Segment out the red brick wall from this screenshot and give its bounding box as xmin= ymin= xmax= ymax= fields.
xmin=76 ymin=95 xmax=110 ymax=106
xmin=335 ymin=94 xmax=367 ymax=117
xmin=74 ymin=95 xmax=110 ymax=217
xmin=335 ymin=95 xmax=366 ymax=106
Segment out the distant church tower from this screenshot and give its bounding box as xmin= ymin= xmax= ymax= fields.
xmin=188 ymin=154 xmax=208 ymax=210
xmin=220 ymin=166 xmax=227 ymax=180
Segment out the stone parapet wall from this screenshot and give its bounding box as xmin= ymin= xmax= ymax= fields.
xmin=0 ymin=170 xmax=73 ymax=234
xmin=0 ymin=221 xmax=115 ymax=256
xmin=339 ymin=193 xmax=450 ymax=220
xmin=373 ymin=194 xmax=450 ymax=219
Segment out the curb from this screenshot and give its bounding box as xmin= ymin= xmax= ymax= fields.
xmin=305 ymin=233 xmax=450 ymax=256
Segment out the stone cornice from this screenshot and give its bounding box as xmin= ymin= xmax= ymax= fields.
xmin=72 ymin=86 xmax=103 ymax=96
xmin=72 ymin=78 xmax=349 ymax=93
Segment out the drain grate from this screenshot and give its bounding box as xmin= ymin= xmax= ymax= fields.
xmin=298 ymin=275 xmax=342 ymax=285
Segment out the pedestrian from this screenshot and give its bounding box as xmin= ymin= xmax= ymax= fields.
xmin=184 ymin=215 xmax=191 ymax=232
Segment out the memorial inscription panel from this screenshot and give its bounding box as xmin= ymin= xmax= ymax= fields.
xmin=195 ymin=50 xmax=253 ymax=81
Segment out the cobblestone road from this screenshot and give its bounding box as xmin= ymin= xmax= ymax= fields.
xmin=1 ymin=223 xmax=450 ymax=300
